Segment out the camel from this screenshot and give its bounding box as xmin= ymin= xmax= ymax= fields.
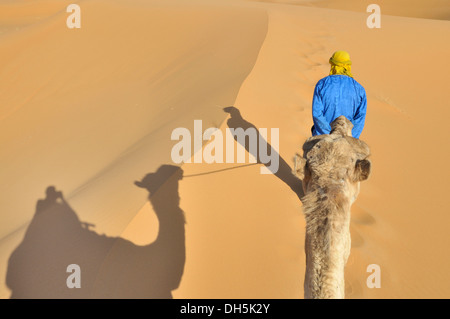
xmin=293 ymin=116 xmax=371 ymax=299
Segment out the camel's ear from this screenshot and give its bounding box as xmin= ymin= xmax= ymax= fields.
xmin=354 ymin=159 xmax=371 ymax=182
xmin=293 ymin=153 xmax=307 ymax=179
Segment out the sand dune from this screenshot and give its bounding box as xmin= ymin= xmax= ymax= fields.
xmin=248 ymin=0 xmax=450 ymax=20
xmin=1 ymin=0 xmax=450 ymax=298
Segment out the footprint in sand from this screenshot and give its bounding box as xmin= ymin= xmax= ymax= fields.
xmin=374 ymin=93 xmax=409 ymax=117
xmin=350 ymin=225 xmax=365 ymax=248
xmin=351 ymin=204 xmax=376 ymax=225
xmin=350 ymin=205 xmax=376 ymax=248
xmin=345 ymin=278 xmax=363 ymax=298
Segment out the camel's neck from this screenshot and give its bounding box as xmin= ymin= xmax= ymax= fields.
xmin=149 ymin=187 xmax=186 ymax=247
xmin=303 ymin=189 xmax=351 ymax=299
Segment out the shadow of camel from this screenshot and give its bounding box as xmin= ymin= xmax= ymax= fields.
xmin=6 ymin=165 xmax=186 ymax=298
xmin=224 ymin=106 xmax=304 ymax=201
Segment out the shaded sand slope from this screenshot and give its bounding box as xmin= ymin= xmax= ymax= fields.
xmin=0 ymin=0 xmax=267 ymax=298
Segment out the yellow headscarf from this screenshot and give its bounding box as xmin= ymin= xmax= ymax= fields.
xmin=329 ymin=50 xmax=353 ymax=77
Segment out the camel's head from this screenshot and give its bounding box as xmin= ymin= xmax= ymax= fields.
xmin=330 ymin=115 xmax=353 ymax=137
xmin=294 ymin=130 xmax=371 ymax=205
xmin=135 ymin=165 xmax=183 ymax=195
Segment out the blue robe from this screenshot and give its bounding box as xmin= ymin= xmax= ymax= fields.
xmin=312 ymin=75 xmax=367 ymax=138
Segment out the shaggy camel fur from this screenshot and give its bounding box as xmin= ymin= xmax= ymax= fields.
xmin=294 ymin=116 xmax=371 ymax=299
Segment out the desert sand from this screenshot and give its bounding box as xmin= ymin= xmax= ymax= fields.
xmin=1 ymin=0 xmax=449 ymax=298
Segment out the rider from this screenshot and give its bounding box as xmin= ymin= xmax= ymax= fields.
xmin=311 ymin=50 xmax=367 ymax=138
